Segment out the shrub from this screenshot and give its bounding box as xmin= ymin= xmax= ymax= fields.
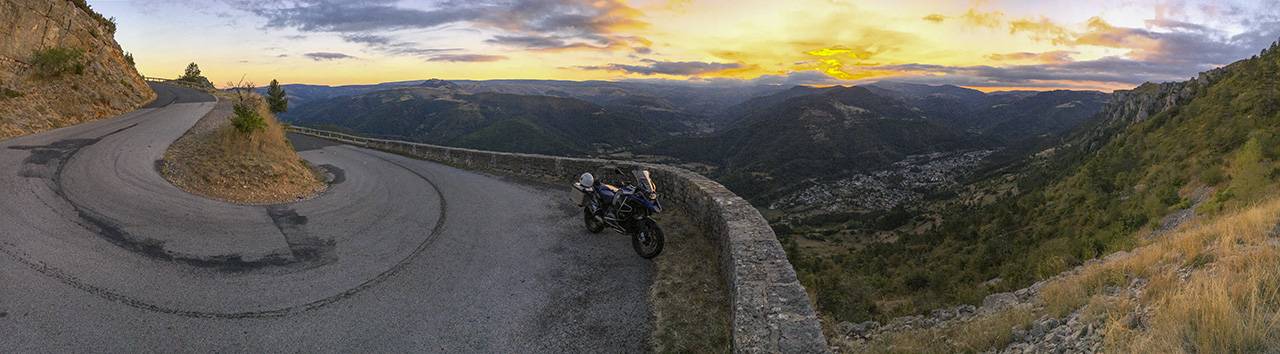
xmin=1201 ymin=164 xmax=1224 ymax=185
xmin=30 ymin=47 xmax=85 ymax=77
xmin=69 ymin=0 xmax=116 ymax=34
xmin=231 ymin=102 xmax=267 ymax=133
xmin=1 ymin=87 xmax=22 ymax=99
xmin=124 ymin=52 xmax=135 ymax=67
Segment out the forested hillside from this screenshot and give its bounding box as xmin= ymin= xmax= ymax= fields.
xmin=783 ymin=40 xmax=1280 ymax=324
xmin=283 ymin=85 xmax=662 ymax=155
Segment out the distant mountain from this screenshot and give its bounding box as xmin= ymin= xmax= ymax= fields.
xmin=254 ymin=80 xmax=424 ymax=109
xmin=856 ymin=82 xmax=1107 ymax=142
xmin=417 ymin=78 xmax=464 ymax=90
xmin=282 ymin=86 xmax=662 ymax=155
xmin=712 ymin=85 xmax=836 ymax=128
xmin=646 ymin=86 xmax=996 ymax=199
xmin=963 ymin=90 xmax=1110 ymax=142
xmin=268 ymin=79 xmax=791 ymax=136
xmin=864 ymin=81 xmax=989 ymax=104
xmin=451 ymin=80 xmax=786 ymax=118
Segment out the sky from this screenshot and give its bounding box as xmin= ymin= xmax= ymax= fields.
xmin=89 ymin=0 xmax=1280 ymax=92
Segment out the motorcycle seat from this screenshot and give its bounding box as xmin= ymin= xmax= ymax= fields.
xmin=598 ymin=184 xmax=618 ymax=202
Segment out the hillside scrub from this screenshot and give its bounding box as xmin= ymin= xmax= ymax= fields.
xmin=161 ymin=90 xmax=326 ymax=204
xmin=30 ymin=46 xmax=85 ymax=77
xmin=840 ymin=197 xmax=1280 ymax=353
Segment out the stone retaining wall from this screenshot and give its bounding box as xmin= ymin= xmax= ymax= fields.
xmin=287 ymin=126 xmax=829 ymax=353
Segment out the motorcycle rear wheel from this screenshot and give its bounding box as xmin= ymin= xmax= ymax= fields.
xmin=632 ymin=218 xmax=664 ymax=259
xmin=583 ymin=195 xmax=605 ymax=233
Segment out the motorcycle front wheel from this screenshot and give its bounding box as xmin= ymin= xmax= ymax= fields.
xmin=583 ymin=195 xmax=605 ymax=233
xmin=632 ymin=218 xmax=664 ymax=259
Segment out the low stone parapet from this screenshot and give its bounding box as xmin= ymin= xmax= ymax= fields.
xmin=286 ymin=126 xmax=830 ymax=353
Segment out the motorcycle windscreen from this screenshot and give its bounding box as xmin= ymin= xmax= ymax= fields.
xmin=633 ymin=170 xmax=656 ymax=193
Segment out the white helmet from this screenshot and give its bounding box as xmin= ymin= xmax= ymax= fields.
xmin=579 ymin=172 xmax=594 ymax=187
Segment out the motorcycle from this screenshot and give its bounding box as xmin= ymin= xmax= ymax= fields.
xmin=570 ymin=165 xmax=664 ymax=259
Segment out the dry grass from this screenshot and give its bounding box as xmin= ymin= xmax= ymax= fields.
xmin=842 ymin=198 xmax=1280 ymax=353
xmin=161 ymin=91 xmax=325 ymax=204
xmin=648 ymin=210 xmax=732 ymax=353
xmin=843 ymin=307 xmax=1035 ymax=354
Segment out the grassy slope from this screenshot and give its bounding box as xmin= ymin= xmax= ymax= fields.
xmin=162 ymin=91 xmax=325 ymax=204
xmin=842 ymin=197 xmax=1280 ymax=353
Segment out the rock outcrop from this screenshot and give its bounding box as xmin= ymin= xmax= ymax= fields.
xmin=0 ymin=0 xmax=154 ymax=140
xmin=1075 ymin=62 xmax=1236 ymax=152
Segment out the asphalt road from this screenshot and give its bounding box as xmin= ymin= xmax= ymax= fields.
xmin=0 ymin=83 xmax=655 ymax=352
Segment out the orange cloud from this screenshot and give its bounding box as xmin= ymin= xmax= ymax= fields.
xmin=985 ymin=50 xmax=1076 ymax=63
xmin=1074 ymin=17 xmax=1160 ymax=54
xmin=806 ymin=46 xmax=874 ymax=59
xmin=958 ymin=8 xmax=1006 ymax=29
xmin=1009 ymin=16 xmax=1071 ymax=44
xmin=923 ymin=14 xmax=948 ymax=23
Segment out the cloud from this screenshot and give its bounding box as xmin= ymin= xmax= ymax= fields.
xmin=928 ymin=5 xmax=1280 ymax=69
xmin=304 ymin=52 xmax=355 ymax=61
xmin=233 ymin=0 xmax=651 ymax=53
xmin=923 ymin=14 xmax=947 ymax=23
xmin=985 ymin=50 xmax=1076 ymax=63
xmin=342 ymin=34 xmax=393 ymax=45
xmin=427 ymin=54 xmax=508 ymax=62
xmin=247 ymin=0 xmax=480 ymax=32
xmin=577 ymin=59 xmax=746 ymax=76
xmin=487 ymin=34 xmax=650 ymax=52
xmin=619 ymin=70 xmax=841 ymax=87
xmin=849 ymin=55 xmax=1209 ymax=89
xmin=1008 ymin=16 xmax=1070 ymax=44
xmin=957 ymin=8 xmax=1005 ymax=29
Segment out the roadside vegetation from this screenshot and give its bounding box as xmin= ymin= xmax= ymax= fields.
xmin=30 ymin=46 xmax=85 ymax=78
xmin=648 ymin=210 xmax=732 ymax=353
xmin=161 ymin=79 xmax=326 ymax=204
xmin=841 ymin=197 xmax=1280 ymax=353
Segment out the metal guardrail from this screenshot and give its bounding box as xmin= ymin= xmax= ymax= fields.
xmin=285 ymin=126 xmax=379 ymax=147
xmin=143 ymin=76 xmax=215 ymax=91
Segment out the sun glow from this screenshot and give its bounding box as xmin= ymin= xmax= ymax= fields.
xmin=90 ymin=0 xmax=1278 ymax=91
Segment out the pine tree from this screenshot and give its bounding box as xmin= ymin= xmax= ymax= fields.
xmin=266 ymin=79 xmax=288 ymax=114
xmin=180 ymin=62 xmax=201 ymax=83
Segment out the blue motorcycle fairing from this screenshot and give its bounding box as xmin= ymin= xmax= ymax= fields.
xmin=626 ymin=194 xmax=662 ymax=213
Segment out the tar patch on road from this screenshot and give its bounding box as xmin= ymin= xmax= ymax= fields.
xmin=319 ymin=164 xmax=345 ymax=184
xmin=266 ymin=206 xmax=337 ymax=266
xmin=6 ymin=124 xmax=331 ymax=272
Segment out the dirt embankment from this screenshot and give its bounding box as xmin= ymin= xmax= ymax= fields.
xmin=0 ymin=0 xmax=155 ymax=140
xmin=161 ymin=92 xmax=326 ymax=204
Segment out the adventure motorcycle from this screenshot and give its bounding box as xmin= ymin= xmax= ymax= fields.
xmin=571 ymin=165 xmax=664 ymax=259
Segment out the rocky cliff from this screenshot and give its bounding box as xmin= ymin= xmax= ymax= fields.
xmin=1076 ymin=61 xmax=1238 ymax=152
xmin=0 ymin=0 xmax=154 ymax=140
